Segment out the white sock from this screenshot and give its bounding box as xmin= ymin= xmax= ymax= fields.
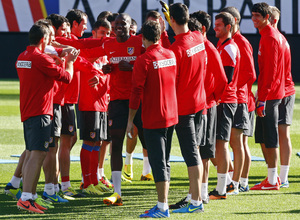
xmin=142 ymin=157 xmax=151 ymax=176
xmin=157 ymin=201 xmax=168 ymax=212
xmin=279 ymin=165 xmax=289 ymax=183
xmin=125 ymin=152 xmax=133 ymax=165
xmin=226 ymin=172 xmax=232 ymax=185
xmin=112 ymin=171 xmax=122 ymax=196
xmin=240 ymin=177 xmax=248 ymax=187
xmin=44 ymin=183 xmax=55 ymax=195
xmin=61 ymin=181 xmax=71 ymax=192
xmin=232 ymin=180 xmax=239 ymax=190
xmin=201 ymin=183 xmax=208 ymax=200
xmin=268 ymin=167 xmax=278 ymax=185
xmin=228 ymin=170 xmax=234 ymax=179
xmin=10 ymin=176 xmax=21 ymax=188
xmin=216 ymin=173 xmax=227 ymax=195
xmin=32 ymin=193 xmax=38 ymax=200
xmin=98 ymin=168 xmax=104 ymax=179
xmin=54 ymin=184 xmax=60 ymax=193
xmin=185 ymin=193 xmax=191 ymax=202
xmin=21 ymin=192 xmax=32 ymax=201
xmin=191 ymin=199 xmax=202 ymax=206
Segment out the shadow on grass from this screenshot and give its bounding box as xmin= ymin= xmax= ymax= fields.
xmin=0 ymin=94 xmax=19 ymax=101
xmin=234 ymin=209 xmax=300 ymax=215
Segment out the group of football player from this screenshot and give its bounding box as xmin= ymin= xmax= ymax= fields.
xmin=5 ymin=1 xmax=294 ymax=217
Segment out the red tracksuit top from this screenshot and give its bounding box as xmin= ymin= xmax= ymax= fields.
xmin=232 ymin=31 xmax=256 ymax=104
xmin=130 ymin=44 xmax=178 ymax=129
xmin=257 ymin=25 xmax=285 ymax=101
xmin=78 ymin=56 xmax=110 ymax=112
xmin=217 ymin=38 xmax=240 ymax=103
xmin=170 ymin=31 xmax=207 ymax=115
xmin=276 ymin=30 xmax=295 ymax=98
xmin=204 ymin=38 xmax=228 ymax=109
xmin=16 ymin=46 xmax=72 ymax=122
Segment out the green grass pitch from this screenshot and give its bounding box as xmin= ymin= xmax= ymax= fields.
xmin=0 ymin=79 xmax=299 ymax=219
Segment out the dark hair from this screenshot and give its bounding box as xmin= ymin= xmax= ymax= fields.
xmin=146 ymin=10 xmax=161 ymax=20
xmin=221 ymin=7 xmax=241 ymax=24
xmin=215 ymin=12 xmax=235 ymax=32
xmin=188 ymin=17 xmax=203 ymax=32
xmin=97 ymin=11 xmax=113 ymax=21
xmin=35 ymin=19 xmax=52 ymax=28
xmin=141 ymin=20 xmax=161 ymax=43
xmin=93 ymin=19 xmax=111 ymax=31
xmin=190 ymin=10 xmax=211 ymax=32
xmin=66 ymin=9 xmax=87 ymax=28
xmin=252 ymin=2 xmax=270 ymax=18
xmin=169 ymin=3 xmax=189 ymax=25
xmin=107 ymin=13 xmax=119 ymax=23
xmin=29 ymin=23 xmax=49 ymax=45
xmin=46 ymin=14 xmax=68 ymax=30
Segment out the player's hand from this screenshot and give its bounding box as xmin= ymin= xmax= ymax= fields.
xmin=256 ymin=100 xmax=265 ymax=117
xmin=46 ymin=53 xmax=64 ymax=65
xmin=65 ymin=49 xmax=80 ymax=62
xmin=102 ymin=64 xmax=112 ymax=74
xmin=118 ymin=60 xmax=133 ymax=71
xmin=88 ymin=75 xmax=99 ymax=87
xmin=159 ymin=16 xmax=166 ymax=33
xmin=126 ymin=121 xmax=134 ymax=139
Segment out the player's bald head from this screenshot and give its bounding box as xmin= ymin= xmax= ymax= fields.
xmin=116 ymin=13 xmax=132 ymax=24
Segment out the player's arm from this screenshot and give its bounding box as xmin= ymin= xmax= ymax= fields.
xmin=127 ymin=57 xmax=147 ymax=138
xmin=64 ymin=49 xmax=80 ymax=80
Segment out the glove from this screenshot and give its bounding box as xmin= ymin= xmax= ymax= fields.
xmin=159 ymin=1 xmax=171 ymax=25
xmin=256 ymin=100 xmax=265 ymax=117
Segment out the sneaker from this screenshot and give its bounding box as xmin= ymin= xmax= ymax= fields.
xmin=202 ymin=197 xmax=209 ymax=204
xmin=121 ymin=175 xmax=132 ymax=184
xmin=42 ymin=192 xmax=69 ymax=203
xmin=145 ymin=204 xmax=159 ymax=213
xmin=94 ymin=182 xmax=112 ymax=192
xmin=4 ymin=183 xmax=22 ymax=200
xmin=35 ymin=197 xmax=54 ymax=209
xmin=227 ymin=188 xmax=239 ymax=195
xmin=103 ymin=192 xmax=123 ymax=206
xmin=33 ymin=201 xmax=47 ymax=211
xmin=226 ymin=182 xmax=234 ymax=193
xmin=140 ymin=173 xmax=154 ymax=181
xmin=280 ymin=181 xmax=289 ymax=188
xmin=169 ymin=197 xmax=188 ymax=209
xmin=250 ymin=179 xmax=280 ymax=190
xmin=123 ymin=164 xmax=133 ymax=180
xmin=58 ymin=190 xmax=75 ymax=200
xmin=140 ymin=206 xmax=170 ymax=218
xmin=239 ymin=185 xmax=250 ymax=192
xmin=100 ymin=175 xmax=114 ymax=189
xmin=209 ymin=189 xmax=227 ymax=200
xmin=83 ymin=184 xmax=103 ymax=196
xmin=17 ymin=199 xmax=44 ymax=214
xmin=63 ymin=187 xmax=86 ymax=198
xmin=172 ymin=203 xmax=204 ymax=213
xmin=80 ymin=182 xmax=84 ymax=190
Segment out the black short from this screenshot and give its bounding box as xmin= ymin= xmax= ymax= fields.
xmin=278 ymin=94 xmax=295 ymax=125
xmin=200 ymin=105 xmax=217 ymax=159
xmin=243 ymin=111 xmax=255 ymax=137
xmin=23 ymin=115 xmax=51 ymax=152
xmin=198 ymin=114 xmax=207 ymax=147
xmin=232 ymin=103 xmax=249 ymax=130
xmin=175 ymin=111 xmax=203 ymax=167
xmin=255 ymin=99 xmax=281 ymax=148
xmin=61 ymin=104 xmax=76 ymax=136
xmin=49 ymin=104 xmax=62 ymax=147
xmin=80 ymin=111 xmax=107 ymax=141
xmin=216 ymin=103 xmax=237 ymax=141
xmin=108 ymin=100 xmax=143 ymax=130
xmin=143 ymin=125 xmax=175 ymax=183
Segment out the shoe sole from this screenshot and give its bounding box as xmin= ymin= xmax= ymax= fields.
xmin=17 ymin=205 xmax=44 ymax=214
xmin=209 ymin=196 xmax=227 ymax=200
xmin=4 ymin=190 xmax=18 ymax=200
